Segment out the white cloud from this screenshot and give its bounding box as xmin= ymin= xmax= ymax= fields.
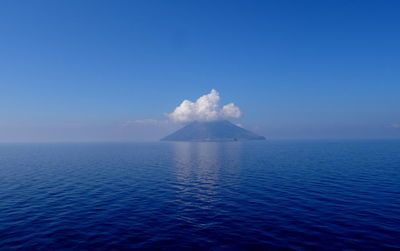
xmin=388 ymin=123 xmax=400 ymax=129
xmin=168 ymin=89 xmax=242 ymax=123
xmin=123 ymin=119 xmax=171 ymax=127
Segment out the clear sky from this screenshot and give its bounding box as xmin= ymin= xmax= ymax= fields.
xmin=1 ymin=0 xmax=400 ymax=142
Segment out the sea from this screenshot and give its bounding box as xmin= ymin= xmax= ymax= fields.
xmin=0 ymin=140 xmax=399 ymax=250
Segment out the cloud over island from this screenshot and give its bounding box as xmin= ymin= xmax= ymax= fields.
xmin=168 ymin=89 xmax=241 ymax=123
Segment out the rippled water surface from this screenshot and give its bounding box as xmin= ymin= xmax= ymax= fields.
xmin=0 ymin=141 xmax=399 ymax=250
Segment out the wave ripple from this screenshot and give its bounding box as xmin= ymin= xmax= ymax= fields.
xmin=0 ymin=141 xmax=399 ymax=250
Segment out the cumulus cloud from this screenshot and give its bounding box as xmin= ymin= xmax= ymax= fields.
xmin=168 ymin=89 xmax=242 ymax=123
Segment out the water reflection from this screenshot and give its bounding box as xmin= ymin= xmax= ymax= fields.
xmin=172 ymin=142 xmax=242 ymax=210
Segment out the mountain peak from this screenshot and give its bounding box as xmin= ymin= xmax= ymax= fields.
xmin=161 ymin=120 xmax=265 ymax=142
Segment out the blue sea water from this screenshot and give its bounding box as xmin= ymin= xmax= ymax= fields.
xmin=0 ymin=140 xmax=399 ymax=250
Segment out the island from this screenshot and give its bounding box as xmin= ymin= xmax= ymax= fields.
xmin=161 ymin=120 xmax=266 ymax=142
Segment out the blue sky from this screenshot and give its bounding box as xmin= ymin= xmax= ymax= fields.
xmin=1 ymin=0 xmax=399 ymax=141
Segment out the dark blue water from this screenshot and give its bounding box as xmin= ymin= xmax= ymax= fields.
xmin=0 ymin=141 xmax=399 ymax=250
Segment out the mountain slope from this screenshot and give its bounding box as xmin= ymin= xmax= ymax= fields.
xmin=161 ymin=120 xmax=265 ymax=142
